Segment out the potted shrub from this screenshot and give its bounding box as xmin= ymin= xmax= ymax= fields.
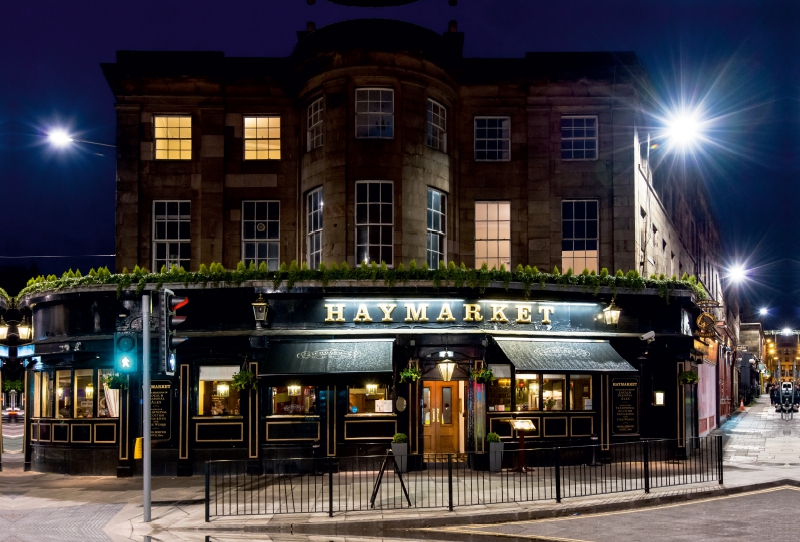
xmin=678 ymin=371 xmax=699 ymax=385
xmin=391 ymin=433 xmax=409 ymax=472
xmin=487 ymin=432 xmax=504 ymax=472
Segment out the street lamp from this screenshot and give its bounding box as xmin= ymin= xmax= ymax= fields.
xmin=727 ymin=264 xmax=747 ymax=284
xmin=759 ymin=308 xmax=768 ymax=316
xmin=47 ymin=129 xmax=116 ymax=149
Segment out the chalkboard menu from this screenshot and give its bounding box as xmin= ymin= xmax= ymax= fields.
xmin=611 ymin=377 xmax=639 ymax=435
xmin=151 ymin=380 xmax=172 ymax=441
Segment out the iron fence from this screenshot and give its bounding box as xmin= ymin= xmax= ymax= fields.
xmin=205 ymin=435 xmax=722 ymax=520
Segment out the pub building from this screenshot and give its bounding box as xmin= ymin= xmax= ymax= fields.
xmin=15 ymin=16 xmax=733 ymax=475
xmin=18 ymin=279 xmax=707 ymax=476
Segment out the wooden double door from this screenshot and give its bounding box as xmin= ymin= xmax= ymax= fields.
xmin=422 ymin=381 xmax=460 ymax=454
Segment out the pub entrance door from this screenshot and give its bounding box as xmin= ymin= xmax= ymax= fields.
xmin=422 ymin=381 xmax=460 ymax=454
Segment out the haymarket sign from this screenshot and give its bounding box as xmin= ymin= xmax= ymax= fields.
xmin=305 ymin=299 xmax=608 ymax=332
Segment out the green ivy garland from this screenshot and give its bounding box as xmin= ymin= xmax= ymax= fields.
xmin=12 ymin=261 xmax=705 ymax=304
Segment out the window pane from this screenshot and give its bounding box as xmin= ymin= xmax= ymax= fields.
xmin=561 ymin=116 xmax=598 ymax=161
xmin=56 ymin=370 xmax=72 ymax=418
xmin=542 ymin=374 xmax=566 ymax=411
xmin=349 ymin=385 xmax=387 ymax=414
xmin=154 ymin=116 xmax=191 ymax=160
xmin=570 ymin=374 xmax=593 ymax=411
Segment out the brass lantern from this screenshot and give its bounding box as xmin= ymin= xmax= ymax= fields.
xmin=602 ymin=300 xmax=621 ymax=326
xmin=437 ymin=361 xmax=457 ymax=382
xmin=252 ymin=294 xmax=268 ymax=329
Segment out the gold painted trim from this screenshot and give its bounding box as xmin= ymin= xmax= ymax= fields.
xmin=603 ymin=374 xmax=610 ymax=450
xmin=344 ymin=419 xmax=396 ymax=441
xmin=38 ymin=423 xmax=51 ymax=443
xmin=326 ymin=386 xmax=333 ymax=456
xmin=70 ymin=424 xmax=92 ymax=443
xmin=249 ymin=361 xmax=258 ymax=459
xmin=195 ymin=422 xmax=244 ymax=442
xmin=180 ymin=364 xmax=189 ymax=459
xmin=542 ymin=416 xmax=569 ymax=438
xmin=570 ymin=416 xmax=594 ymax=437
xmin=93 ymin=423 xmax=118 ymax=444
xmin=31 ymin=423 xmax=40 ymax=442
xmin=488 ymin=417 xmax=513 ymax=438
xmin=120 ymin=386 xmax=130 ymax=460
xmin=267 ymin=421 xmax=321 ymax=442
xmin=52 ymin=423 xmax=70 ymax=443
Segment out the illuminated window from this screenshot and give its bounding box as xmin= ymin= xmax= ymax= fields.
xmin=515 ymin=373 xmax=539 ymax=411
xmin=474 ymin=116 xmax=510 ymax=161
xmin=198 ymin=366 xmax=241 ymax=417
xmin=244 ymin=116 xmax=281 ymax=160
xmin=74 ymin=369 xmax=94 ymax=418
xmin=427 ymin=188 xmax=446 ymax=268
xmin=98 ymin=368 xmax=119 ymax=418
xmin=153 ymin=200 xmax=191 ymax=272
xmin=56 ymin=370 xmax=72 ymax=419
xmin=307 ymin=98 xmax=323 ymax=151
xmin=272 ymin=385 xmax=317 ymax=415
xmin=355 ymin=88 xmax=394 ymax=138
xmin=474 ymin=201 xmax=510 ymax=269
xmin=570 ymin=374 xmax=593 ymax=411
xmin=427 ymin=99 xmax=447 ymax=152
xmin=561 ymin=116 xmax=597 ymax=160
xmin=307 ymin=187 xmax=323 ymax=270
xmin=154 ymin=116 xmax=192 ymax=160
xmin=562 ymin=200 xmax=598 ymax=273
xmin=349 ymin=385 xmax=388 ymax=414
xmin=242 ymin=201 xmax=280 ymax=271
xmin=356 ymin=181 xmax=393 ymax=265
xmin=542 ymin=374 xmax=566 ymax=411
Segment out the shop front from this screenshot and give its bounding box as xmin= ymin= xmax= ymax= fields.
xmin=19 ymin=282 xmax=701 ymax=476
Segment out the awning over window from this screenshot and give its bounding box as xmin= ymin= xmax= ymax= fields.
xmin=494 ymin=338 xmax=636 ymax=372
xmin=260 ymin=339 xmax=394 ymax=375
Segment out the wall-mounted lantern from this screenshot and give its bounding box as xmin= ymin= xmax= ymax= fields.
xmin=252 ymin=294 xmax=268 ymax=329
xmin=603 ymin=300 xmax=622 ymax=326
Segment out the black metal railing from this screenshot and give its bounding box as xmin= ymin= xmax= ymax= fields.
xmin=205 ymin=435 xmax=722 ymax=521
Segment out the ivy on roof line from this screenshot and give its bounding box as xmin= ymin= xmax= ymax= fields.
xmin=0 ymin=287 xmax=8 ymax=304
xmin=13 ymin=260 xmax=705 ymax=303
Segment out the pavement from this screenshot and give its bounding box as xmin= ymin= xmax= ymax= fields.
xmin=0 ymin=394 xmax=798 ymax=542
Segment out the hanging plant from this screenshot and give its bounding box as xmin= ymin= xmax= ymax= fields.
xmin=2 ymin=379 xmax=24 ymax=393
xmin=399 ymin=367 xmax=422 ymax=383
xmin=678 ymin=371 xmax=699 ymax=385
xmin=471 ymin=367 xmax=495 ymax=384
xmin=102 ymin=374 xmax=129 ymax=390
xmin=232 ymin=369 xmax=258 ymax=391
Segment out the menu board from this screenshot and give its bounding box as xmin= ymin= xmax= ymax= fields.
xmin=151 ymin=380 xmax=172 ymax=441
xmin=611 ymin=377 xmax=639 ymax=435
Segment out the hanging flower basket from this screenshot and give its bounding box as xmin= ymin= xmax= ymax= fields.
xmin=471 ymin=367 xmax=495 ymax=384
xmin=678 ymin=371 xmax=699 ymax=385
xmin=232 ymin=369 xmax=258 ymax=391
xmin=399 ymin=367 xmax=422 ymax=383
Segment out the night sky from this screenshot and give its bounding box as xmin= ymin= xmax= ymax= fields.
xmin=1 ymin=0 xmax=797 ymax=326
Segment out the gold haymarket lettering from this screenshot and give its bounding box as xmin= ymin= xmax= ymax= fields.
xmin=377 ymin=304 xmax=397 ymax=322
xmin=463 ymin=304 xmax=483 ymax=322
xmin=437 ymin=303 xmax=456 ymax=322
xmin=490 ymin=304 xmax=509 ymax=323
xmin=324 ymin=304 xmax=346 ymax=322
xmin=404 ymin=303 xmax=430 ymax=322
xmin=516 ymin=304 xmax=533 ymax=323
xmin=353 ymin=304 xmax=373 ymax=322
xmin=538 ymin=305 xmax=555 ymax=325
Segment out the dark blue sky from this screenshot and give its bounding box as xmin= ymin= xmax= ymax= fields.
xmin=1 ymin=0 xmax=798 ymax=325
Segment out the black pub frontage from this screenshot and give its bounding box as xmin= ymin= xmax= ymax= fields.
xmin=18 ymin=280 xmax=703 ymax=476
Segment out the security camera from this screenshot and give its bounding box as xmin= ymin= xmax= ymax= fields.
xmin=640 ymin=331 xmax=655 ymax=342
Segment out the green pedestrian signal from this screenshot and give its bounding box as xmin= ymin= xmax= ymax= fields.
xmin=114 ymin=332 xmax=138 ymax=373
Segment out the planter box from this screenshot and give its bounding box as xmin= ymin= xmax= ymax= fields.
xmin=489 ymin=441 xmax=504 ymax=472
xmin=391 ymin=443 xmax=408 ymax=473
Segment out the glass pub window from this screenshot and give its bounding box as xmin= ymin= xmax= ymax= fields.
xmin=427 ymin=99 xmax=447 ymax=152
xmin=198 ymin=366 xmax=241 ymax=416
xmin=561 ymin=200 xmax=598 ymax=273
xmin=356 ymin=181 xmax=393 ymax=265
xmin=561 ymin=116 xmax=598 ymax=160
xmin=307 ymin=187 xmax=323 ymax=269
xmin=242 ymin=200 xmax=280 ymax=271
xmin=273 ymin=386 xmax=317 ymax=415
xmin=426 ymin=188 xmax=446 ymax=268
xmin=474 ymin=116 xmax=510 ymax=161
xmin=153 ymin=200 xmax=191 ymax=272
xmin=474 ymin=201 xmax=511 ymax=269
xmin=355 ymin=88 xmax=394 ymax=138
xmin=244 ymin=116 xmax=281 ymax=160
xmin=307 ymin=98 xmax=323 ymax=151
xmin=154 ymin=116 xmax=192 ymax=160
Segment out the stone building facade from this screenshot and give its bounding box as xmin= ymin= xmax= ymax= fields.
xmin=103 ymin=19 xmax=725 ymax=291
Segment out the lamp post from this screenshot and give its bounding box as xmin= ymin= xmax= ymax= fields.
xmin=47 ymin=130 xmax=116 ymax=149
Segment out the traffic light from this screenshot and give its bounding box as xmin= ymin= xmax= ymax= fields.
xmin=160 ymin=288 xmax=189 ymax=375
xmin=114 ymin=332 xmax=138 ymax=373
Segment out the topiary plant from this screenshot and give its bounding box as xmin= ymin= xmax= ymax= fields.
xmin=393 ymin=433 xmax=409 ymax=444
